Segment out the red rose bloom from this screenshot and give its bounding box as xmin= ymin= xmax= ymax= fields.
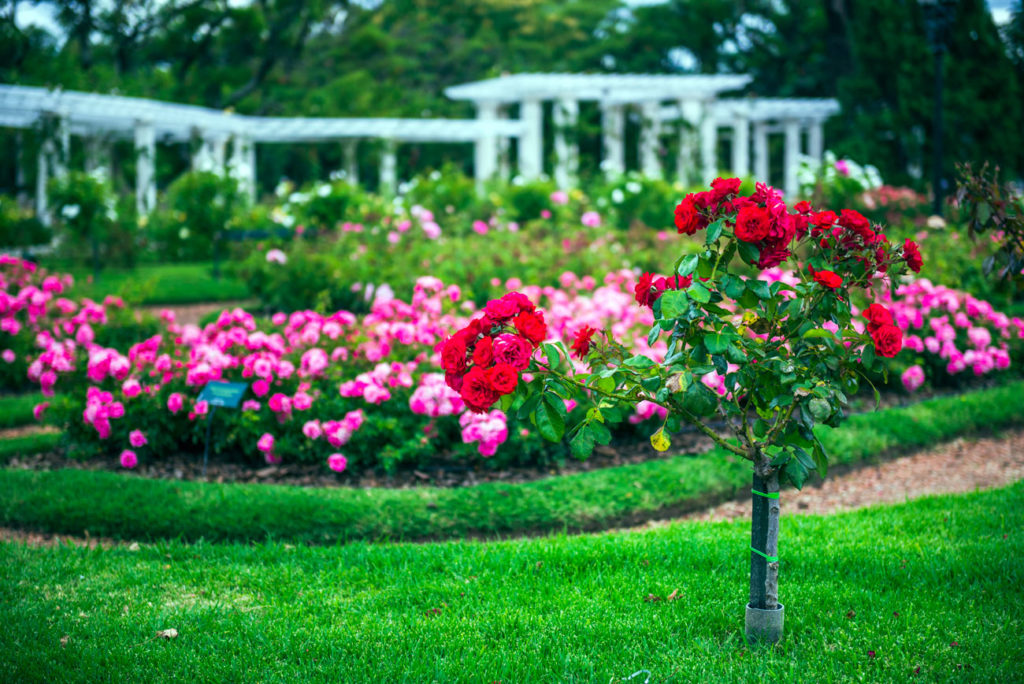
xmin=634 ymin=272 xmax=659 ymax=308
xmin=486 ymin=363 xmax=519 ymax=395
xmin=674 ymin=196 xmax=706 ymax=235
xmin=513 ymin=311 xmax=547 ymax=347
xmin=460 ymin=367 xmax=499 ymax=413
xmin=571 ymin=325 xmax=597 ymax=359
xmin=483 ymin=297 xmax=519 ymax=321
xmin=655 ymin=274 xmax=692 ymax=292
xmin=502 ymin=291 xmax=536 ymax=314
xmin=444 ymin=371 xmax=464 ymax=392
xmin=472 ymin=336 xmax=493 ymax=367
xmin=871 ymin=324 xmax=903 ymax=358
xmin=711 ymin=177 xmax=742 ymax=198
xmin=734 ymin=205 xmax=771 ymax=243
xmin=862 ymin=303 xmax=893 ymax=334
xmin=756 ymin=245 xmax=791 ymax=269
xmin=794 ymin=200 xmax=812 ymax=214
xmin=492 ymin=333 xmax=533 ymax=370
xmin=903 ymin=239 xmax=923 ymax=273
xmin=813 ymin=269 xmax=843 ymax=289
xmin=838 ymin=209 xmax=870 ymax=233
xmin=441 ymin=336 xmax=468 ymax=373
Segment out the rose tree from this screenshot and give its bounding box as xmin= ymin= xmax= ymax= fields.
xmin=440 ymin=179 xmax=922 ymax=644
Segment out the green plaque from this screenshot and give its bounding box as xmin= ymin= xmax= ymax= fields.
xmin=198 ymin=381 xmax=248 ymax=409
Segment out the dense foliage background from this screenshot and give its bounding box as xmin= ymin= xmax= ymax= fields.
xmin=1 ymin=0 xmax=1022 ymax=193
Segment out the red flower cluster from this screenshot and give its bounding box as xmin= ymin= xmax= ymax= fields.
xmin=810 ymin=209 xmax=898 ymax=277
xmin=808 ymin=265 xmax=843 ymax=290
xmin=440 ymin=292 xmax=546 ymax=412
xmin=862 ymin=303 xmax=903 ymax=358
xmin=903 ymin=239 xmax=923 ymax=274
xmin=673 ymin=177 xmax=743 ymax=235
xmin=634 ymin=273 xmax=693 ymax=309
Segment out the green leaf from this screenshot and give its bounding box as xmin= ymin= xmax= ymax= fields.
xmin=802 ymin=328 xmax=835 ymax=339
xmin=683 ymin=382 xmax=717 ymax=416
xmin=677 ymin=254 xmax=699 ymax=277
xmin=811 ymin=440 xmax=829 ymax=479
xmin=737 ymin=240 xmax=760 ymax=264
xmin=688 ymin=281 xmax=711 ymax=304
xmin=722 ymin=275 xmax=746 ymax=300
xmin=647 ymin=325 xmax=660 ymax=347
xmin=535 ymin=395 xmax=566 ymax=442
xmin=516 ymin=394 xmax=542 ymax=421
xmin=586 ymin=407 xmax=604 ymax=423
xmin=659 ymin=290 xmax=689 ymax=320
xmin=569 ymin=425 xmax=595 ymax=460
xmin=703 ymin=332 xmax=733 ymax=354
xmin=705 ymin=219 xmax=724 ymax=245
xmin=640 ymin=376 xmax=661 ymax=392
xmin=747 ymin=279 xmax=772 ymax=300
xmin=783 ymin=459 xmax=809 ymax=490
xmin=624 ymin=355 xmax=655 ymax=369
xmin=592 ymin=375 xmax=616 ymax=396
xmin=807 ymin=397 xmax=831 ymax=421
xmin=542 ymin=342 xmax=561 ymax=370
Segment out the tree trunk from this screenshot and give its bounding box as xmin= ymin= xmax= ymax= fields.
xmin=749 ymin=465 xmax=781 ymax=610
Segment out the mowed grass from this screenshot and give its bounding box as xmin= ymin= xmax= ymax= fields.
xmin=64 ymin=262 xmax=249 ymax=306
xmin=2 ymin=382 xmax=1022 ymax=544
xmin=0 ymin=392 xmax=46 ymax=430
xmin=1 ymin=482 xmax=1021 ymax=682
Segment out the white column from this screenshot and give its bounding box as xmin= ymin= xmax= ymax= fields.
xmin=601 ymin=102 xmax=625 ymax=178
xmin=699 ymin=101 xmax=717 ymax=183
xmin=343 ymin=139 xmax=359 ymax=186
xmin=84 ymin=136 xmax=113 ymax=182
xmin=783 ymin=118 xmax=801 ymax=198
xmin=134 ymin=120 xmax=157 ymax=215
xmin=753 ymin=121 xmax=769 ymax=184
xmin=497 ymin=105 xmax=510 ymax=181
xmin=191 ymin=129 xmax=212 ymax=172
xmin=211 ymin=135 xmax=227 ymax=174
xmin=35 ymin=112 xmax=69 ymax=225
xmin=519 ymin=98 xmax=543 ymax=179
xmin=731 ymin=115 xmax=750 ymax=177
xmin=474 ymin=101 xmax=499 ymax=190
xmin=640 ymin=101 xmax=662 ymax=179
xmin=380 ymin=139 xmax=397 ymax=195
xmin=677 ymin=99 xmax=702 ymax=185
xmin=230 ymin=135 xmax=256 ymax=202
xmin=553 ymin=98 xmax=579 ymax=188
xmin=808 ymin=120 xmax=824 ymax=162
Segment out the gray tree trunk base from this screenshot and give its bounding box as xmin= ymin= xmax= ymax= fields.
xmin=745 ymin=602 xmax=785 ymax=646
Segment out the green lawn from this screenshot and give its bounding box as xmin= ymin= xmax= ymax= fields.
xmin=0 ymin=392 xmax=46 ymax=430
xmin=3 ymin=382 xmax=1022 ymax=544
xmin=64 ymin=262 xmax=250 ymax=306
xmin=1 ymin=482 xmax=1021 ymax=681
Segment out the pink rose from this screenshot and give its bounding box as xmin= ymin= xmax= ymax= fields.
xmin=129 ymin=430 xmax=147 ymax=448
xmin=119 ymin=449 xmax=138 ymax=469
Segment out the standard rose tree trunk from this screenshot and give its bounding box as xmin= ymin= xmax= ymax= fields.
xmin=747 ymin=464 xmax=783 ymax=644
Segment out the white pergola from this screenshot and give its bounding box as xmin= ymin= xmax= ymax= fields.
xmin=0 ymin=84 xmax=524 ymax=222
xmin=446 ymin=73 xmax=839 ymax=196
xmin=2 ymin=76 xmax=841 ymax=222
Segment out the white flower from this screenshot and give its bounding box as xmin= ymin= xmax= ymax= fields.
xmin=611 ymin=188 xmax=625 ymax=204
xmin=429 ymin=170 xmax=442 ymax=181
xmin=266 ymin=249 xmax=287 ymax=264
xmin=179 ymin=228 xmax=190 ymax=240
xmin=316 ymin=184 xmax=331 ymax=197
xmin=626 ymin=181 xmax=642 ymax=194
xmin=61 ymin=204 xmax=80 ymax=220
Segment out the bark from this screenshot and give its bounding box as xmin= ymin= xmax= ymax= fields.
xmin=764 ymin=469 xmax=781 ymax=609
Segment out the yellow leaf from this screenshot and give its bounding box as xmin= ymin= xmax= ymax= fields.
xmin=650 ymin=428 xmax=670 ymax=452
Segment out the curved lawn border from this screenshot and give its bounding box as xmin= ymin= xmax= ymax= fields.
xmin=1 ymin=381 xmax=1022 ymax=544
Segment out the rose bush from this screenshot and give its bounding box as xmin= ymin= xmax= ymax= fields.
xmin=449 ymin=178 xmax=932 ymax=638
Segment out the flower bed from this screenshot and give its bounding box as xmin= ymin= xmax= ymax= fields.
xmin=3 ymin=250 xmax=1022 ymax=477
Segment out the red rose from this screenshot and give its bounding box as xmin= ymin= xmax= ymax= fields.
xmin=794 ymin=200 xmax=812 ymax=214
xmin=711 ymin=177 xmax=742 ymax=198
xmin=839 ymin=209 xmax=875 ymax=241
xmin=502 ymin=291 xmax=537 ymax=314
xmin=460 ymin=367 xmax=499 ymax=413
xmin=483 ymin=297 xmax=519 ymax=321
xmin=811 ymin=210 xmax=837 ymax=230
xmin=440 ymin=336 xmax=468 ymax=373
xmin=862 ymin=303 xmax=893 ymax=334
xmin=486 ymin=363 xmax=519 ymax=394
xmin=444 ymin=371 xmax=464 ymax=392
xmin=492 ymin=333 xmax=533 ymax=370
xmin=634 ymin=272 xmax=659 ymax=308
xmin=655 ymin=274 xmax=692 ymax=291
xmin=571 ymin=325 xmax=597 ymax=359
xmin=674 ymin=197 xmax=706 ymax=235
xmin=903 ymin=239 xmax=923 ymax=273
xmin=813 ymin=269 xmax=843 ymax=289
xmin=513 ymin=311 xmax=547 ymax=347
xmin=472 ymin=336 xmax=493 ymax=367
xmin=871 ymin=324 xmax=903 ymax=358
xmin=734 ymin=205 xmax=771 ymax=243
xmin=756 ymin=245 xmax=790 ymax=269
